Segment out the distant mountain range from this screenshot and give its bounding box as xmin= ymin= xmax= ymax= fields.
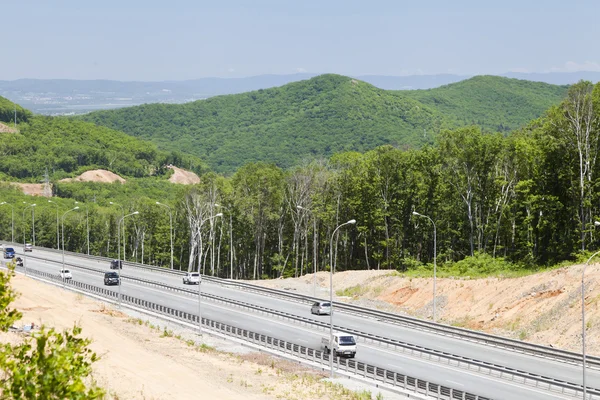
xmin=0 ymin=71 xmax=596 ymax=115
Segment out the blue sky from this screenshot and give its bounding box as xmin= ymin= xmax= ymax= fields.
xmin=2 ymin=0 xmax=599 ymax=80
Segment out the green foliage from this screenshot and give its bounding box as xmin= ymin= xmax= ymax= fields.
xmin=0 ymin=325 xmax=105 ymax=399
xmin=0 ymin=96 xmax=32 ymax=124
xmin=0 ymin=265 xmax=22 ymax=332
xmin=401 ymin=75 xmax=568 ymax=133
xmin=80 ymin=74 xmax=567 ymax=173
xmin=0 ymin=115 xmax=206 ymax=181
xmin=0 ymin=263 xmax=104 ymax=399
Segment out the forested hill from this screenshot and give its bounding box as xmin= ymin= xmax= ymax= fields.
xmin=0 ymin=95 xmax=32 ymax=124
xmin=80 ymin=74 xmax=568 ymax=174
xmin=0 ymin=115 xmax=206 ymax=182
xmin=400 ymin=75 xmax=568 ymax=132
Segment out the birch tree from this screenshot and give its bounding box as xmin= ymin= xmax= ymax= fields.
xmin=555 ymin=81 xmax=599 ymax=250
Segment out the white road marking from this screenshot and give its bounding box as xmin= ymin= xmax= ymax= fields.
xmin=446 ymin=380 xmax=464 ymax=386
xmin=387 ymin=363 xmax=403 ymax=370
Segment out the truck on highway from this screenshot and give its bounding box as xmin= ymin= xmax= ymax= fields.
xmin=321 ymin=332 xmax=357 ymax=358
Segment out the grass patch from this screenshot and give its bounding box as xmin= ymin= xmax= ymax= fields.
xmin=336 ymin=285 xmax=367 ymax=298
xmin=451 ymin=315 xmax=474 ymax=328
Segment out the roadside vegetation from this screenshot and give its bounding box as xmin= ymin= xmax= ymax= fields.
xmin=0 ymin=263 xmax=104 ymax=399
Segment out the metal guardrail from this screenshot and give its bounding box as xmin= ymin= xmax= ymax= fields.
xmin=19 ymin=246 xmax=600 ymax=370
xmin=11 ymin=257 xmax=600 ymax=398
xmin=15 ymin=265 xmax=492 ymax=400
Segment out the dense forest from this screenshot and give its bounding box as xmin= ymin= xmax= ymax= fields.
xmin=80 ymin=74 xmax=567 ymax=174
xmin=0 ymin=109 xmax=207 ymax=181
xmin=1 ymin=81 xmax=599 ymax=281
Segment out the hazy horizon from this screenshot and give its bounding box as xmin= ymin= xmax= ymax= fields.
xmin=2 ymin=0 xmax=598 ymax=81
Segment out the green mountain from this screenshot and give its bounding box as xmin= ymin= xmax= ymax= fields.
xmin=0 ymin=95 xmax=32 ymax=125
xmin=400 ymin=75 xmax=569 ymax=132
xmin=0 ymin=111 xmax=206 ymax=182
xmin=80 ymin=74 xmax=569 ymax=174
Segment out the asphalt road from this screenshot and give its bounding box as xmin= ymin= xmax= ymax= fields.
xmin=1 ymin=244 xmax=595 ymax=399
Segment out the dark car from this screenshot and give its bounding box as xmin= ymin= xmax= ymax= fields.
xmin=3 ymin=247 xmax=15 ymax=259
xmin=110 ymin=260 xmax=123 ymax=269
xmin=104 ymin=271 xmax=121 ymax=286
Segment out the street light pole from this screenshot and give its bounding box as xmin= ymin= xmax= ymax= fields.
xmin=21 ymin=203 xmax=36 ymax=276
xmin=216 ymin=204 xmax=234 ymax=279
xmin=117 ymin=211 xmax=140 ymax=307
xmin=156 ymin=202 xmax=174 ymax=270
xmin=61 ymin=207 xmax=79 ymax=288
xmin=48 ymin=200 xmax=60 ymax=249
xmin=75 ymin=202 xmax=90 ymax=255
xmin=110 ymin=201 xmax=125 ymax=260
xmin=297 ymin=205 xmax=318 ymax=297
xmin=198 ymin=212 xmax=222 ymax=335
xmin=329 ymin=219 xmax=356 ymax=378
xmin=583 ymin=220 xmax=600 ymax=400
xmin=413 ymin=211 xmax=437 ymax=322
xmin=32 ymin=205 xmax=36 ymax=247
xmin=0 ymin=202 xmax=14 ymax=243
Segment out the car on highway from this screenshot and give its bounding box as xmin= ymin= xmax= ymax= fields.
xmin=311 ymin=301 xmax=331 ymax=315
xmin=183 ymin=272 xmax=200 ymax=285
xmin=110 ymin=259 xmax=123 ymax=269
xmin=103 ymin=271 xmax=120 ymax=286
xmin=60 ymin=269 xmax=73 ymax=280
xmin=321 ymin=332 xmax=357 ymax=358
xmin=3 ymin=247 xmax=15 ymax=259
xmin=24 ymin=243 xmax=33 ymax=252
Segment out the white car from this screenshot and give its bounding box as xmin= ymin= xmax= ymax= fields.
xmin=60 ymin=269 xmax=73 ymax=280
xmin=24 ymin=243 xmax=33 ymax=252
xmin=183 ymin=272 xmax=200 ymax=285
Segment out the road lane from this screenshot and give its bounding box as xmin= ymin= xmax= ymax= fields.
xmin=6 ymin=246 xmax=598 ymax=397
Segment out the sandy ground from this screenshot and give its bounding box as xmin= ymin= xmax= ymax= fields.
xmin=0 ymin=122 xmax=17 ymax=133
xmin=10 ymin=166 xmax=199 ymax=198
xmin=59 ymin=169 xmax=126 ymax=184
xmin=253 ymin=264 xmax=600 ymax=355
xmin=167 ymin=166 xmax=200 ymax=185
xmin=0 ymin=274 xmax=396 ymax=400
xmin=10 ymin=183 xmax=50 ymax=197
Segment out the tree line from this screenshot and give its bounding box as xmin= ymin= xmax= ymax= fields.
xmin=1 ymin=81 xmax=599 ymax=279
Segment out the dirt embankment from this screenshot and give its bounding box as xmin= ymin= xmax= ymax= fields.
xmin=0 ymin=122 xmax=17 ymax=133
xmin=59 ymin=169 xmax=126 ymax=184
xmin=253 ymin=264 xmax=600 ymax=355
xmin=167 ymin=165 xmax=200 ymax=184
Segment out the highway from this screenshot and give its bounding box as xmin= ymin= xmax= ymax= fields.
xmin=3 ymin=244 xmax=598 ymax=399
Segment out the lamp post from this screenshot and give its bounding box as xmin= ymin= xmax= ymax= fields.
xmin=328 ymin=218 xmax=356 ymax=378
xmin=110 ymin=201 xmax=125 ymax=260
xmin=198 ymin=212 xmax=222 ymax=335
xmin=21 ymin=203 xmax=36 ymax=276
xmin=48 ymin=200 xmax=60 ymax=249
xmin=61 ymin=207 xmax=79 ymax=288
xmin=413 ymin=211 xmax=437 ymax=322
xmin=297 ymin=205 xmax=318 ymax=297
xmin=117 ymin=211 xmax=139 ymax=307
xmin=156 ymin=202 xmax=174 ymax=270
xmin=216 ymin=204 xmax=234 ymax=279
xmin=75 ymin=202 xmax=90 ymax=255
xmin=582 ymin=220 xmax=600 ymax=400
xmin=0 ymin=202 xmax=14 ymax=243
xmin=22 ymin=201 xmax=37 ymax=247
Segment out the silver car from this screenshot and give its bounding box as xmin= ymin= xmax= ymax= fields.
xmin=311 ymin=301 xmax=331 ymax=315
